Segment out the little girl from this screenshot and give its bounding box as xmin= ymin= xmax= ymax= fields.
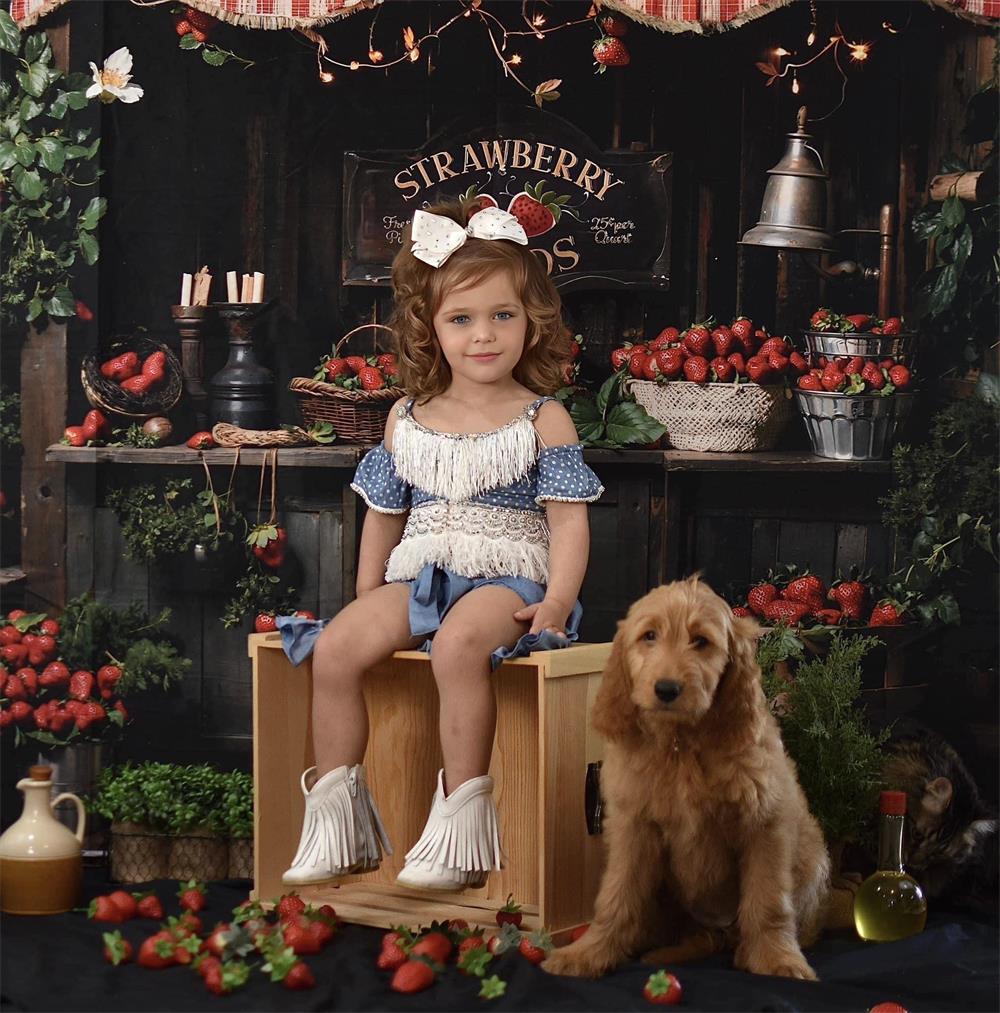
xmin=280 ymin=198 xmax=604 ymax=891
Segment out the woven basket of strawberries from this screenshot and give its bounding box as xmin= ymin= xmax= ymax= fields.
xmin=81 ymin=335 xmax=183 ymax=420
xmin=289 ymin=324 xmax=402 ymax=443
xmin=618 ymin=318 xmax=800 ymax=453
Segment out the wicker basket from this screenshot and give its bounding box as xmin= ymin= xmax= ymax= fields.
xmin=211 ymin=422 xmax=313 ymax=447
xmin=227 ymin=837 xmax=254 ymax=880
xmin=628 ymin=378 xmax=795 ymax=452
xmin=109 ymin=822 xmax=170 ymax=883
xmin=167 ymin=826 xmax=229 ymax=882
xmin=81 ymin=336 xmax=183 ymax=420
xmin=289 ymin=323 xmax=400 ymax=443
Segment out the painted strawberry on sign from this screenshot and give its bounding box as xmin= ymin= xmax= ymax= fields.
xmin=462 ymin=184 xmax=498 ymax=215
xmin=507 ymin=181 xmax=570 ymax=238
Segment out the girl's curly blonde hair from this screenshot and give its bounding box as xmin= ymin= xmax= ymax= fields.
xmin=389 ymin=198 xmax=572 ymax=403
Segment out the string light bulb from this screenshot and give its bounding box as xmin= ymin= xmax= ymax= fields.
xmin=532 ymin=14 xmax=546 ymax=27
xmin=350 ymin=60 xmax=360 ymax=70
xmin=319 ymin=69 xmax=334 ymax=83
xmin=806 ymin=30 xmax=816 ymax=46
xmin=848 ymin=41 xmax=870 ymax=61
xmin=774 ymin=47 xmax=790 ymax=57
xmin=509 ymin=53 xmax=522 ymax=65
xmin=369 ymin=49 xmax=383 ymax=62
xmin=408 ymin=46 xmax=421 ymax=62
xmin=792 ymin=72 xmax=800 ymax=94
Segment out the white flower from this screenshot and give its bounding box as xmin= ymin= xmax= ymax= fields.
xmin=86 ymin=47 xmax=144 ymax=105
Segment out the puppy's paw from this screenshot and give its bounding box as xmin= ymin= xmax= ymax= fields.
xmin=737 ymin=947 xmax=818 ymax=981
xmin=541 ymin=941 xmax=617 ymax=979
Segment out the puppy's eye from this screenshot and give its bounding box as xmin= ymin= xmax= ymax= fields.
xmin=690 ymin=635 xmax=708 ymax=649
xmin=643 ymin=630 xmax=657 ymax=642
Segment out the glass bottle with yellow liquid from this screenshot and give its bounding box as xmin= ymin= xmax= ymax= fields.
xmin=854 ymin=789 xmax=928 ymax=942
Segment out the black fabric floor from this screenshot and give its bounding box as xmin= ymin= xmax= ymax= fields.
xmin=1 ymin=874 xmax=997 ymax=1012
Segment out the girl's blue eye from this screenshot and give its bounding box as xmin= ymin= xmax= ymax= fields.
xmin=450 ymin=315 xmax=469 ymax=324
xmin=496 ymin=311 xmax=513 ymax=320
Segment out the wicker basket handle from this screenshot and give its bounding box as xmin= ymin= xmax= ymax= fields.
xmin=334 ymin=323 xmax=394 ymax=357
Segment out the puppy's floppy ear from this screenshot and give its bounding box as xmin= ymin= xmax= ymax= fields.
xmin=591 ymin=629 xmax=640 ymax=744
xmin=711 ymin=614 xmax=764 ymax=726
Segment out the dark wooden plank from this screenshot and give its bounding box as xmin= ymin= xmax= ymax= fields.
xmin=750 ymin=518 xmax=780 ymax=580
xmin=692 ymin=513 xmax=751 ymax=599
xmin=834 ymin=524 xmax=869 ymax=577
xmin=93 ymin=508 xmax=148 ymax=612
xmin=318 ymin=509 xmax=344 ymax=619
xmin=65 ymin=466 xmax=96 ymax=600
xmin=286 ymin=510 xmax=320 ymax=616
xmin=46 ymin=445 xmax=362 ymax=468
xmin=662 ymin=451 xmax=892 ymax=473
xmin=199 ymin=594 xmax=253 ymax=742
xmin=776 ymin=521 xmax=836 ymax=580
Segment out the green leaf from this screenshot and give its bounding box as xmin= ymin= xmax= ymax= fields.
xmin=11 ymin=165 xmax=43 ymax=199
xmin=18 ymin=62 xmax=50 ymax=99
xmin=953 ymin=223 xmax=973 ymax=275
xmin=0 ymin=140 xmax=16 ymax=171
xmin=941 ymin=196 xmax=966 ymax=228
xmin=63 ymin=143 xmax=87 ymax=158
xmin=78 ymin=230 xmax=99 ymax=266
xmin=204 ymin=513 xmax=218 ymax=527
xmin=27 ymin=297 xmax=43 ymax=321
xmin=12 ymin=612 xmax=47 ymax=632
xmin=44 ymin=286 xmax=76 ymax=318
xmin=605 ymin=402 xmax=666 ymax=447
xmin=107 ymin=708 xmax=125 ymax=726
xmin=79 ymin=196 xmax=107 ymax=231
xmin=13 ymin=135 xmax=34 ymax=167
xmin=0 ymin=11 xmax=20 ymax=54
xmin=48 ymin=90 xmax=69 ymax=119
xmin=35 ymin=135 xmax=65 ymax=173
xmin=179 ymin=33 xmax=203 ymax=50
xmin=202 ymin=48 xmax=226 ymax=67
xmin=569 ymin=397 xmax=605 ymax=444
xmin=23 ymin=31 xmax=49 ymax=64
xmin=927 ymin=264 xmax=958 ymax=317
xmin=595 ymin=372 xmax=621 ymax=416
xmin=65 ymin=89 xmax=90 ymax=110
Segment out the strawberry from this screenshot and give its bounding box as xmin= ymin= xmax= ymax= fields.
xmin=762 ymin=600 xmax=811 ymax=625
xmin=506 ymin=181 xmax=566 ymax=238
xmin=186 ymin=431 xmax=216 ymax=450
xmin=376 ymin=353 xmax=398 ymax=371
xmin=869 ymin=601 xmax=904 ymax=627
xmin=731 ymin=606 xmax=753 ymax=618
xmin=814 ymin=609 xmax=843 ymax=626
xmin=682 ymin=326 xmax=712 ymax=358
xmin=377 ymin=941 xmax=408 ymax=970
xmin=1 ymin=643 xmax=28 ymax=668
xmin=518 ymin=929 xmax=552 ymax=964
xmin=829 ymin=581 xmax=868 ymax=620
xmin=277 ymin=893 xmax=307 ymax=921
xmin=63 ymin=426 xmax=87 ymax=447
xmin=496 ymin=893 xmax=523 ymax=927
xmin=284 ymin=961 xmax=316 ymax=990
xmin=174 ymin=17 xmax=192 ymax=36
xmin=843 ymin=313 xmax=873 ymax=332
xmin=649 ymin=348 xmax=680 ymax=379
xmin=711 ymin=357 xmax=735 ymax=383
xmin=730 ymin=317 xmax=754 ymax=346
xmin=97 ymin=664 xmax=122 ymax=694
xmin=136 ymin=893 xmax=164 ymax=920
xmin=809 ymin=308 xmax=834 ymax=330
xmin=390 ymin=959 xmax=435 ymax=994
xmin=789 ymin=351 xmax=809 ymax=374
xmin=100 ymin=351 xmax=140 ymax=382
xmin=3 ymin=675 xmax=26 ymax=701
xmin=282 ymin=916 xmax=322 ymax=955
xmin=758 ymin=337 xmax=791 ymax=359
xmin=653 ymin=326 xmax=680 ymax=346
xmin=69 ymin=669 xmax=95 ymax=701
xmin=767 ymin=352 xmax=790 ymax=374
xmin=682 ymin=356 xmax=709 ymax=384
xmin=593 ymin=35 xmax=630 ymax=69
xmin=727 ymin=352 xmax=747 ymax=376
xmin=868 ymin=1004 xmax=908 ymax=1013
xmin=89 ymin=895 xmax=125 ymax=923
xmin=75 ymin=701 xmax=106 ymax=732
xmin=457 ymin=934 xmax=486 ymax=958
xmin=821 ymin=370 xmax=846 ymax=392
xmin=642 ymin=356 xmax=661 ymax=382
xmin=196 ymin=954 xmax=222 ymax=980
xmin=254 ymin=612 xmax=278 ymax=634
xmin=888 ymin=365 xmax=911 ymax=390
xmin=16 ymin=668 xmax=37 ymax=697
xmin=711 ymin=326 xmax=737 ymax=358
xmin=798 ymin=374 xmax=823 ymax=392
xmin=410 ymin=930 xmax=452 ymax=964
xmin=138 ymin=931 xmax=177 ymax=969
xmin=746 ymin=357 xmax=772 ymax=384
xmin=8 ymin=701 xmax=33 ymax=725
xmin=747 ymin=583 xmax=779 ymax=616
xmin=38 ymin=618 xmax=59 ymax=637
xmin=644 ymin=969 xmax=683 ymax=1005
xmin=323 ymin=357 xmax=350 ymax=380
xmin=141 ymin=351 xmax=167 ymax=378
xmin=844 ymin=356 xmax=865 ymax=377
xmin=120 ymin=374 xmax=154 ymax=396
xmin=879 ymin=358 xmax=896 ymax=370
xmin=177 ymin=910 xmax=203 ymax=934
xmin=784 ymin=575 xmax=825 ymax=605
xmin=861 ymin=362 xmax=886 ymax=390
xmin=27 ymin=634 xmax=56 ymax=667
xmin=628 ymin=351 xmax=650 ymax=378
xmin=39 ymin=661 xmax=69 ymax=687
xmin=107 ymin=889 xmax=138 ymax=920
xmin=355 ymin=366 xmax=385 ymax=391
xmin=0 ymin=711 xmax=12 ymax=731
xmin=880 ymin=317 xmax=903 ymax=335
xmin=82 ymin=410 xmax=109 ymax=440
xmin=610 ymin=347 xmax=633 ymax=370
xmin=184 ymin=6 xmax=216 ymax=34
xmin=102 ymin=929 xmax=134 ymax=966
xmin=598 ymin=12 xmax=629 ymax=36
xmin=0 ymin=626 xmax=21 ymax=645
xmin=178 ymin=879 xmax=206 ymax=913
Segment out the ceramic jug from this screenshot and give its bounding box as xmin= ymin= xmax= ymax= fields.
xmin=0 ymin=764 xmax=85 ymax=914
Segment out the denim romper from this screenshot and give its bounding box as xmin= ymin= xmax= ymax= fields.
xmin=278 ymin=396 xmax=604 ymax=670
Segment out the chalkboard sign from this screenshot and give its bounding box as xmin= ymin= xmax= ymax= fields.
xmin=342 ymin=110 xmax=672 ymax=292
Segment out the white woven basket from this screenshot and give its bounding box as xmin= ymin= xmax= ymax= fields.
xmin=628 ymin=378 xmax=795 ymax=452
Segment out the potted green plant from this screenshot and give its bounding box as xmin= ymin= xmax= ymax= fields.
xmin=163 ymin=764 xmax=230 ymax=882
xmin=221 ymin=770 xmax=254 ymax=880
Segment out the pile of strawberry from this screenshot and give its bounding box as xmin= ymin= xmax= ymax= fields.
xmin=253 ymin=609 xmax=315 ymax=633
xmin=733 ymin=571 xmax=906 ymax=628
xmin=63 ymin=409 xmax=111 ymax=447
xmin=808 ymin=309 xmax=906 ymax=335
xmin=94 ymin=883 xmax=325 ymax=995
xmin=100 ymin=349 xmax=168 ymax=398
xmin=173 ymin=6 xmax=217 ymax=43
xmin=612 ymin=318 xmax=808 ymax=386
xmin=796 ymin=355 xmax=913 ymax=395
xmin=314 ymin=351 xmax=401 ymax=392
xmin=0 ymin=609 xmax=128 ymax=743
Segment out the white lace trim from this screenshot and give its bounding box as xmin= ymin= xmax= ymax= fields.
xmin=350 ymin=482 xmax=409 ymax=515
xmin=385 ymin=502 xmax=549 ymax=583
xmin=390 ymin=405 xmax=539 ymax=502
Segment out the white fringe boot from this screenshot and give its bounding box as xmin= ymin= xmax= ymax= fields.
xmin=395 ymin=769 xmax=502 ymax=891
xmin=282 ymin=764 xmax=392 ymax=887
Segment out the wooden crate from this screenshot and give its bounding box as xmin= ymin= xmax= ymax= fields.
xmin=249 ymin=634 xmax=612 ymax=934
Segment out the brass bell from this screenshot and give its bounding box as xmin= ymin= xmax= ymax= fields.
xmin=741 ymin=106 xmax=837 ymax=253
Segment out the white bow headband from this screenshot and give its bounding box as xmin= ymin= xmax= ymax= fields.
xmin=410 ymin=207 xmax=528 ymax=268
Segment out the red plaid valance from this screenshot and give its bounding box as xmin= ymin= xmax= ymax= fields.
xmin=10 ymin=0 xmax=999 ymax=32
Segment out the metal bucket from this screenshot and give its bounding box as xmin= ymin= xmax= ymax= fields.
xmin=793 ymin=391 xmax=916 ymax=460
xmin=36 ymin=742 xmax=111 ymax=856
xmin=799 ymin=330 xmax=917 ymax=362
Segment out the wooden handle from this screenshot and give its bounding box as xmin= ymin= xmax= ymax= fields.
xmin=334 ymin=323 xmax=394 ymax=357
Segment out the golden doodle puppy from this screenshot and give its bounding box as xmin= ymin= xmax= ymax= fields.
xmin=543 ymin=576 xmax=830 ymax=981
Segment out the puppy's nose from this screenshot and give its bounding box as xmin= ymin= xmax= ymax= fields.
xmin=654 ymin=680 xmax=683 ymax=703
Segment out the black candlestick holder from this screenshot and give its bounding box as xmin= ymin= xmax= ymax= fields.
xmin=170 ymin=304 xmax=213 ymax=431
xmin=207 ymin=300 xmax=277 ymax=430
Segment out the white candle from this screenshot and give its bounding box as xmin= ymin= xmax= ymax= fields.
xmin=226 ymin=271 xmax=239 ymax=302
xmin=252 ymin=272 xmax=265 ymax=303
xmin=180 ymin=273 xmax=192 ymax=307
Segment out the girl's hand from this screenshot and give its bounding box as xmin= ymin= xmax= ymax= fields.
xmin=513 ymin=598 xmax=571 ymax=638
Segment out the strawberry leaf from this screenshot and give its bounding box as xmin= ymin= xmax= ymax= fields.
xmin=479 ymin=974 xmax=507 ymax=999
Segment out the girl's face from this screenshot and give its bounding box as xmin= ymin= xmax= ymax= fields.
xmin=432 ymin=269 xmax=528 ymax=389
